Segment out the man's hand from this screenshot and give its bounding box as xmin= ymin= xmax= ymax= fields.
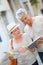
xmin=36 ymin=37 xmax=43 ymax=44
xmin=36 ymin=37 xmax=43 ymax=48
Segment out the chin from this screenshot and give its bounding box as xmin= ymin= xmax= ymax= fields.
xmin=16 ymin=34 xmax=19 ymax=36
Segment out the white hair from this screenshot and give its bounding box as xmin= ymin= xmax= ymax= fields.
xmin=16 ymin=8 xmax=27 ymax=19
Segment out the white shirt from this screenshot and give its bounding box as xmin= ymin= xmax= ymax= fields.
xmin=13 ymin=33 xmax=36 ymax=65
xmin=32 ymin=16 xmax=43 ymax=52
xmin=24 ymin=24 xmax=34 ymax=39
xmin=24 ymin=15 xmax=43 ymax=52
xmin=32 ymin=16 xmax=43 ymax=37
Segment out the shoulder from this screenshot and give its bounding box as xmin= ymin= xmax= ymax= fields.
xmin=33 ymin=15 xmax=43 ymax=25
xmin=34 ymin=15 xmax=43 ymax=22
xmin=32 ymin=16 xmax=43 ymax=32
xmin=9 ymin=39 xmax=13 ymax=44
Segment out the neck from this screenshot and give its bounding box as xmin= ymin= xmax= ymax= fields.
xmin=28 ymin=23 xmax=32 ymax=27
xmin=28 ymin=19 xmax=34 ymax=27
xmin=14 ymin=33 xmax=23 ymax=43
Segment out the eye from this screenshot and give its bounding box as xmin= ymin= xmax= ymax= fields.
xmin=17 ymin=27 xmax=19 ymax=29
xmin=16 ymin=27 xmax=19 ymax=30
xmin=22 ymin=17 xmax=27 ymax=22
xmin=21 ymin=19 xmax=24 ymax=22
xmin=24 ymin=17 xmax=27 ymax=20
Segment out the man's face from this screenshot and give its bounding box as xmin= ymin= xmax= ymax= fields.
xmin=20 ymin=14 xmax=33 ymax=26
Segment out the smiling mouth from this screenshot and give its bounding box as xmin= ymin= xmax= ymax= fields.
xmin=17 ymin=32 xmax=20 ymax=34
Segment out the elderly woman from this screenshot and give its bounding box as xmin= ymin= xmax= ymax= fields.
xmin=16 ymin=8 xmax=43 ymax=63
xmin=7 ymin=22 xmax=38 ymax=65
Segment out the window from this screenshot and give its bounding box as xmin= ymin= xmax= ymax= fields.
xmin=0 ymin=36 xmax=2 ymax=42
xmin=23 ymin=1 xmax=29 ymax=11
xmin=0 ymin=0 xmax=10 ymax=11
xmin=42 ymin=0 xmax=43 ymax=3
xmin=41 ymin=9 xmax=43 ymax=14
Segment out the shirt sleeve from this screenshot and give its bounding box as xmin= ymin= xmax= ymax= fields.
xmin=24 ymin=25 xmax=30 ymax=34
xmin=24 ymin=25 xmax=34 ymax=39
xmin=24 ymin=33 xmax=32 ymax=46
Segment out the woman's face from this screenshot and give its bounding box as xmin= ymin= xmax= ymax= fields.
xmin=20 ymin=14 xmax=33 ymax=26
xmin=11 ymin=27 xmax=21 ymax=37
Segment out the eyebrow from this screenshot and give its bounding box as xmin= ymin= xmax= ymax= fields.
xmin=21 ymin=16 xmax=27 ymax=21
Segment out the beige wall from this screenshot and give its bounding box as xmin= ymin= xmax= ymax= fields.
xmin=13 ymin=0 xmax=43 ymax=16
xmin=32 ymin=0 xmax=43 ymax=15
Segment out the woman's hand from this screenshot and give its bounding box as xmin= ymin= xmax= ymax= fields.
xmin=8 ymin=56 xmax=14 ymax=60
xmin=20 ymin=46 xmax=27 ymax=53
xmin=30 ymin=48 xmax=35 ymax=52
xmin=27 ymin=47 xmax=35 ymax=52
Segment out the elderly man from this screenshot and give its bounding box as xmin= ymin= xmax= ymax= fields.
xmin=16 ymin=8 xmax=43 ymax=63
